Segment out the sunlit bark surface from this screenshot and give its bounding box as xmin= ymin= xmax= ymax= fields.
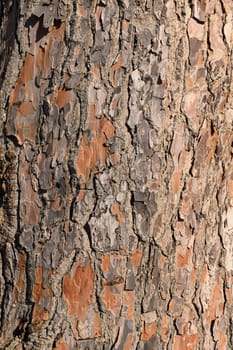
xmin=0 ymin=0 xmax=233 ymax=349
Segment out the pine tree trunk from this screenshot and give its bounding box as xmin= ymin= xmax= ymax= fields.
xmin=0 ymin=0 xmax=233 ymax=349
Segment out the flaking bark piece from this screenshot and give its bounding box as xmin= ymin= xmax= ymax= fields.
xmin=32 ymin=1 xmax=66 ymax=28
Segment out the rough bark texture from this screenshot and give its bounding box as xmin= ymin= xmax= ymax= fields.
xmin=0 ymin=0 xmax=233 ymax=349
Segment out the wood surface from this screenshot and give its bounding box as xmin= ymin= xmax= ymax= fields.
xmin=0 ymin=0 xmax=233 ymax=349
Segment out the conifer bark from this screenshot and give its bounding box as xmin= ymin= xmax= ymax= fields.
xmin=0 ymin=0 xmax=233 ymax=349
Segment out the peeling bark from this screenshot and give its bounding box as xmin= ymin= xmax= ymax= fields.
xmin=0 ymin=0 xmax=233 ymax=349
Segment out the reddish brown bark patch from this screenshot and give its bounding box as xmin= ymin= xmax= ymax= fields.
xmin=173 ymin=330 xmax=199 ymax=350
xmin=15 ymin=252 xmax=26 ymax=295
xmin=63 ymin=258 xmax=94 ymax=319
xmin=130 ymin=249 xmax=143 ymax=272
xmin=63 ymin=255 xmax=102 ymax=339
xmin=171 ymin=170 xmax=182 ymax=195
xmin=122 ymin=291 xmax=135 ymax=320
xmin=176 ymin=247 xmax=191 ymax=268
xmin=53 ymin=340 xmax=68 ymax=350
xmin=6 ymin=22 xmax=66 ymax=144
xmin=32 ymin=267 xmax=52 ymax=329
xmin=111 ymin=203 xmax=124 ymax=224
xmin=140 ymin=322 xmax=157 ymax=341
xmin=206 ymin=279 xmax=224 ymax=323
xmin=76 ymin=112 xmax=115 ymax=185
xmin=111 ymin=56 xmax=123 ymax=86
xmin=55 ymin=87 xmax=72 ymax=109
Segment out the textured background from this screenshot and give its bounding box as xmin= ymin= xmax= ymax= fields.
xmin=0 ymin=0 xmax=233 ymax=349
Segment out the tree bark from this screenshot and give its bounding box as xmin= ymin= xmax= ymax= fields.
xmin=0 ymin=0 xmax=233 ymax=349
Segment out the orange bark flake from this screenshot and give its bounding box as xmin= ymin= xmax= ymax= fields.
xmin=18 ymin=101 xmax=35 ymax=115
xmin=101 ymin=282 xmax=124 ymax=316
xmin=9 ymin=54 xmax=34 ymax=108
xmin=16 ymin=345 xmax=23 ymax=350
xmin=95 ymin=5 xmax=103 ymax=26
xmin=36 ymin=23 xmax=65 ymax=75
xmin=130 ymin=249 xmax=142 ymax=270
xmin=7 ymin=21 xmax=66 ymax=145
xmin=63 ymin=256 xmax=102 ymax=340
xmin=109 ymin=152 xmax=119 ymax=165
xmin=168 ymin=299 xmax=176 ymax=315
xmin=159 ymin=255 xmax=166 ymax=268
xmin=76 ymin=114 xmax=115 ymax=185
xmin=77 ymin=4 xmax=87 ymax=17
xmin=76 ymin=135 xmax=93 ymax=181
xmin=110 ymin=94 xmax=119 ymax=112
xmin=218 ymin=334 xmax=228 ymax=350
xmin=140 ymin=321 xmax=157 ymax=341
xmin=161 ymin=315 xmax=169 ymax=342
xmin=122 ymin=19 xmax=129 ymax=33
xmin=176 ymin=247 xmax=191 ymax=268
xmin=225 ymin=275 xmax=233 ymax=304
xmin=180 ymin=194 xmax=192 ymax=218
xmin=52 ymin=196 xmax=63 ymax=210
xmin=172 ymin=332 xmax=200 ymax=350
xmin=200 ymin=264 xmax=208 ymax=284
xmin=206 ymin=131 xmax=218 ymax=165
xmin=63 ymin=258 xmax=94 ymax=320
xmin=221 ymin=130 xmax=231 ymax=146
xmin=20 ymin=54 xmax=34 ymax=83
xmin=198 ymin=121 xmax=219 ymax=166
xmin=189 ymin=267 xmax=197 ymax=286
xmin=122 ymin=291 xmax=135 ymax=320
xmin=111 ymin=203 xmax=124 ymax=224
xmin=32 ymin=267 xmax=52 ymax=326
xmin=111 ymin=56 xmax=123 ymax=86
xmin=77 ymin=189 xmax=87 ymax=202
xmin=55 ymin=87 xmax=72 ymax=108
xmin=90 ymin=65 xmax=101 ymax=83
xmin=227 ymin=179 xmax=233 ymax=198
xmin=91 ymin=311 xmax=102 ymax=337
xmin=53 ymin=341 xmax=68 ymax=350
xmin=122 ymin=334 xmax=133 ymax=350
xmin=172 ymin=170 xmax=181 ymax=194
xmin=206 ymin=279 xmax=224 ymax=323
xmin=15 ymin=252 xmax=26 ymax=295
xmin=102 ymin=254 xmax=111 ymax=272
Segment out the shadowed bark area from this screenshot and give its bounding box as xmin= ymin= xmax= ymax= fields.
xmin=0 ymin=0 xmax=233 ymax=349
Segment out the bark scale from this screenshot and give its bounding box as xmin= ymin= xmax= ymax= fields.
xmin=0 ymin=0 xmax=233 ymax=349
